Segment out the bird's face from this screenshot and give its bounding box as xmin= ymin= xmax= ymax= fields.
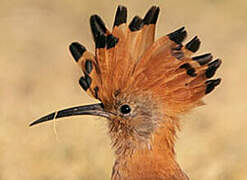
xmin=30 ymin=91 xmax=164 ymax=155
xmin=105 ymin=92 xmax=164 ymax=155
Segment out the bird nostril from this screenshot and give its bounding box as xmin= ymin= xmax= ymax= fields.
xmin=120 ymin=104 xmax=131 ymax=114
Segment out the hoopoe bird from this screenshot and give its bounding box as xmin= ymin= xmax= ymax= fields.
xmin=30 ymin=5 xmax=221 ymax=180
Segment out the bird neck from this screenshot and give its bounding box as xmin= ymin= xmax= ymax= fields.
xmin=111 ymin=125 xmax=188 ymax=180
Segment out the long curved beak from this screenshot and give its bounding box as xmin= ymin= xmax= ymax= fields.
xmin=30 ymin=103 xmax=110 ymax=126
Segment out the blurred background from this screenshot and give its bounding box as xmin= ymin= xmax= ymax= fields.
xmin=0 ymin=0 xmax=246 ymax=179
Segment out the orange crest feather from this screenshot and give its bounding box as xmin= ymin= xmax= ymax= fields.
xmin=69 ymin=5 xmax=221 ymax=115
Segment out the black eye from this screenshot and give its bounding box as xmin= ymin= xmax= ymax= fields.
xmin=120 ymin=104 xmax=131 ymax=114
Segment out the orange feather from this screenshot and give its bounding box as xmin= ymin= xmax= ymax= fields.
xmin=32 ymin=5 xmax=222 ymax=180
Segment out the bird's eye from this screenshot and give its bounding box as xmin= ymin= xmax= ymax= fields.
xmin=120 ymin=104 xmax=131 ymax=114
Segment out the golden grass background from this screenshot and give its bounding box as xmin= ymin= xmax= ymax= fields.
xmin=1 ymin=0 xmax=246 ymax=179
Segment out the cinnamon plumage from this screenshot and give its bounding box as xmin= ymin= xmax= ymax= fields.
xmin=31 ymin=5 xmax=221 ymax=180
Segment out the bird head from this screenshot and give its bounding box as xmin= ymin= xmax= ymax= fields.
xmin=30 ymin=5 xmax=221 ymax=157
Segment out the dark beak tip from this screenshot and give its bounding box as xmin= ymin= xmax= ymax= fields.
xmin=29 ymin=122 xmax=36 ymax=127
xmin=29 ymin=103 xmax=108 ymax=127
xmin=29 ymin=120 xmax=41 ymax=127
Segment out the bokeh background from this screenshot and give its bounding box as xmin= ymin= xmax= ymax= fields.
xmin=1 ymin=0 xmax=246 ymax=179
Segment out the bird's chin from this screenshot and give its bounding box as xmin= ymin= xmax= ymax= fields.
xmin=107 ymin=121 xmax=154 ymax=156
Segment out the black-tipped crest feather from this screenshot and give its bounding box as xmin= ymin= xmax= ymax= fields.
xmin=79 ymin=76 xmax=89 ymax=91
xmin=114 ymin=5 xmax=127 ymax=27
xmin=185 ymin=36 xmax=200 ymax=53
xmin=90 ymin=15 xmax=107 ymax=43
xmin=205 ymin=78 xmax=221 ymax=94
xmin=143 ymin=6 xmax=160 ymax=25
xmin=192 ymin=53 xmax=213 ymax=65
xmin=129 ymin=16 xmax=144 ymax=31
xmin=106 ymin=34 xmax=119 ymax=49
xmin=85 ymin=59 xmax=93 ymax=74
xmin=95 ymin=34 xmax=106 ymax=48
xmin=168 ymin=27 xmax=187 ymax=44
xmin=205 ymin=59 xmax=222 ymax=78
xmin=69 ymin=42 xmax=86 ymax=62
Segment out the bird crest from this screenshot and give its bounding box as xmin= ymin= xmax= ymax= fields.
xmin=69 ymin=5 xmax=221 ymax=116
xmin=30 ymin=5 xmax=222 ymax=179
xmin=31 ymin=5 xmax=221 ymax=158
